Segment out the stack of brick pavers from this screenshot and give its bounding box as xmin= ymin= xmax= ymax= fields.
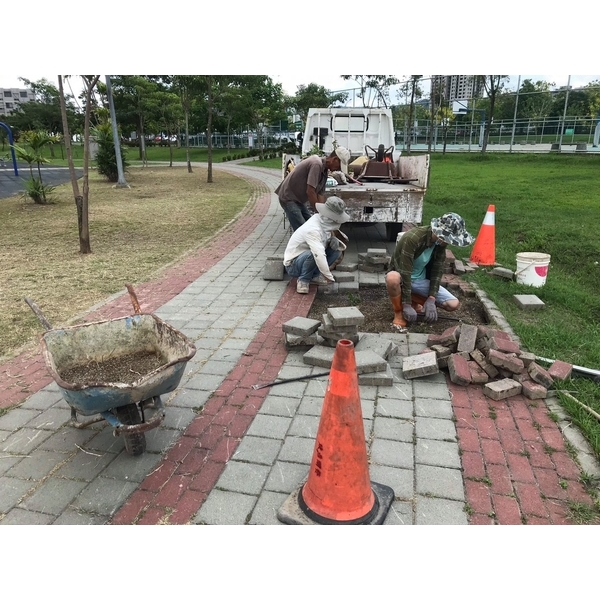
xmin=281 ymin=308 xmax=396 ymax=386
xmin=402 ymin=322 xmax=573 ymax=399
xmin=357 ymin=248 xmax=391 ymax=273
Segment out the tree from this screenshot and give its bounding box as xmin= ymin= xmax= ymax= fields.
xmin=288 ymin=83 xmax=348 ymax=124
xmin=93 ymin=122 xmax=130 ymax=182
xmin=156 ymin=90 xmax=183 ymax=167
xmin=473 ymin=75 xmax=510 ymax=153
xmin=11 ymin=130 xmax=55 ymax=203
xmin=214 ymin=82 xmax=249 ymax=159
xmin=429 ymin=77 xmax=455 ymax=154
xmin=58 ymin=76 xmax=82 ymax=209
xmin=4 ymin=77 xmax=80 ymax=139
xmin=583 ymin=80 xmax=600 ymax=119
xmin=341 ymin=75 xmax=399 ymax=108
xmin=235 ymin=76 xmax=286 ymax=160
xmin=110 ymin=76 xmax=165 ymax=163
xmin=58 ymin=75 xmax=101 ymax=254
xmin=171 ymin=76 xmax=203 ymax=173
xmin=394 ymin=76 xmax=423 ymax=153
xmin=516 ymin=79 xmax=554 ymax=120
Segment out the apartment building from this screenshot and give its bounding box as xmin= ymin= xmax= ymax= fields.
xmin=0 ymin=87 xmax=35 ymax=117
xmin=431 ymin=76 xmax=483 ymax=102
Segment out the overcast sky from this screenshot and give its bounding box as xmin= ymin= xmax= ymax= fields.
xmin=4 ymin=3 xmax=598 ymax=99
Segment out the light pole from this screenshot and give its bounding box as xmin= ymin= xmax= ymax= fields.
xmin=105 ymin=75 xmax=129 ymax=188
xmin=558 ymin=75 xmax=571 ymax=152
xmin=509 ymin=75 xmax=521 ymax=153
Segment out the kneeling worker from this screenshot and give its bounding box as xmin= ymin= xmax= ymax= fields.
xmin=283 ymin=197 xmax=350 ymax=294
xmin=386 ymin=213 xmax=475 ymax=327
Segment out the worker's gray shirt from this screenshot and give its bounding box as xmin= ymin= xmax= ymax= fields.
xmin=274 ymin=155 xmax=328 ymax=205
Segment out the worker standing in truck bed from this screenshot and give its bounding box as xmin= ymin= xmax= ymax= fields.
xmin=275 ymin=146 xmax=350 ymax=232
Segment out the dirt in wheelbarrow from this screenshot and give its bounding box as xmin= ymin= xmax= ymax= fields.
xmin=307 ymin=285 xmax=489 ymax=335
xmin=59 ymin=350 xmax=168 ymax=386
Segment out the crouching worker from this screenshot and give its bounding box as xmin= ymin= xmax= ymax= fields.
xmin=283 ymin=196 xmax=350 ymax=294
xmin=386 ymin=212 xmax=474 ymax=328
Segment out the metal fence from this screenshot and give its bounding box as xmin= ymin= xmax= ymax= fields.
xmin=180 ymin=132 xmax=293 ymax=150
xmin=395 ymin=116 xmax=600 ymax=149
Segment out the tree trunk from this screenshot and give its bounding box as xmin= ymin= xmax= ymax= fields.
xmin=227 ymin=118 xmax=231 ymax=159
xmin=256 ymin=120 xmax=264 ymax=160
xmin=207 ymin=76 xmax=213 ymax=183
xmin=138 ymin=127 xmax=143 ymax=160
xmin=57 ymin=76 xmax=81 ymax=199
xmin=407 ymin=82 xmax=416 ymax=155
xmin=79 ymin=76 xmax=99 ymax=254
xmin=139 ymin=114 xmax=147 ymax=166
xmin=482 ymin=95 xmax=495 ymax=154
xmin=185 ymin=110 xmax=192 ymax=173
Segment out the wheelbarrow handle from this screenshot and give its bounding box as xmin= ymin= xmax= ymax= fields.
xmin=24 ymin=297 xmax=53 ymax=331
xmin=125 ymin=283 xmax=142 ymax=315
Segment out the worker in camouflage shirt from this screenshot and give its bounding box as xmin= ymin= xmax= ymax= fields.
xmin=386 ymin=213 xmax=474 ymax=329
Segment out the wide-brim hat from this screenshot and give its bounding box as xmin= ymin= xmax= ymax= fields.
xmin=316 ymin=196 xmax=351 ymax=224
xmin=430 ymin=213 xmax=474 ymax=247
xmin=334 ymin=146 xmax=351 ymax=175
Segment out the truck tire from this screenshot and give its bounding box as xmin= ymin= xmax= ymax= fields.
xmin=386 ymin=223 xmax=403 ymax=243
xmin=115 ymin=404 xmax=147 ymax=456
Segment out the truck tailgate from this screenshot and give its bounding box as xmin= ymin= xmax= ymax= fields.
xmin=324 ymin=183 xmax=424 ymax=225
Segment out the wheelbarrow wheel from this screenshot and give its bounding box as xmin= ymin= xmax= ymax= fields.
xmin=115 ymin=404 xmax=147 ymax=456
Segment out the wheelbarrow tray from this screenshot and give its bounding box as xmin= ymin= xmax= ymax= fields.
xmin=39 ymin=313 xmax=196 ymax=416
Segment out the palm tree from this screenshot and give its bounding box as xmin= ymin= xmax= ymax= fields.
xmin=21 ymin=130 xmax=53 ymax=184
xmin=11 ymin=130 xmax=54 ymax=203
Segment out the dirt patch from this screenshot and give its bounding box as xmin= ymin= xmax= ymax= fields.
xmin=59 ymin=350 xmax=167 ymax=386
xmin=307 ymin=285 xmax=489 ymax=335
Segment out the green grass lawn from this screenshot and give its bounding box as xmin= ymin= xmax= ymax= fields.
xmin=425 ymin=152 xmax=600 ymax=458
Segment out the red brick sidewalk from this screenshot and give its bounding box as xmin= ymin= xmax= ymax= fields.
xmin=452 ymin=381 xmax=593 ymax=524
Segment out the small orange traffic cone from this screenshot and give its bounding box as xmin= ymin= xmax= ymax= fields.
xmin=470 ymin=204 xmax=496 ymax=266
xmin=278 ymin=339 xmax=394 ymax=525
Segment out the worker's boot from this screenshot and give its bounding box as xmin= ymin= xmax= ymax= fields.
xmin=390 ymin=295 xmax=407 ymax=328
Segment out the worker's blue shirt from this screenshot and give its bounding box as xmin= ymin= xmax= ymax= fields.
xmin=411 ymin=245 xmax=435 ymax=280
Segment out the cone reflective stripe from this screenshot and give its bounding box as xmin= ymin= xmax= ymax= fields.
xmin=299 ymin=339 xmax=377 ymax=523
xmin=470 ymin=204 xmax=496 ymax=265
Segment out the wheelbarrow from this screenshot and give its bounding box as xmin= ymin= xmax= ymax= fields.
xmin=25 ymin=284 xmax=196 ymax=456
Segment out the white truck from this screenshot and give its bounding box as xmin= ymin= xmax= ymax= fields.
xmin=282 ymin=107 xmax=430 ymax=241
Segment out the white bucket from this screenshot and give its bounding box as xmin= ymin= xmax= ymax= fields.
xmin=515 ymin=252 xmax=551 ymax=287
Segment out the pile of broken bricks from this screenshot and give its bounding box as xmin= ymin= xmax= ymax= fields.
xmin=280 ymin=300 xmax=574 ymax=395
xmin=282 ymin=307 xmax=398 ymax=386
xmin=403 ymin=323 xmax=573 ymax=401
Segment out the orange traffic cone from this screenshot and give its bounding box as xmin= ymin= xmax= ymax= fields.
xmin=470 ymin=204 xmax=496 ymax=266
xmin=277 ymin=339 xmax=394 ymax=525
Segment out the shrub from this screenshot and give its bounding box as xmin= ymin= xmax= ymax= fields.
xmin=23 ymin=178 xmax=55 ymax=204
xmin=93 ymin=123 xmax=130 ymax=183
